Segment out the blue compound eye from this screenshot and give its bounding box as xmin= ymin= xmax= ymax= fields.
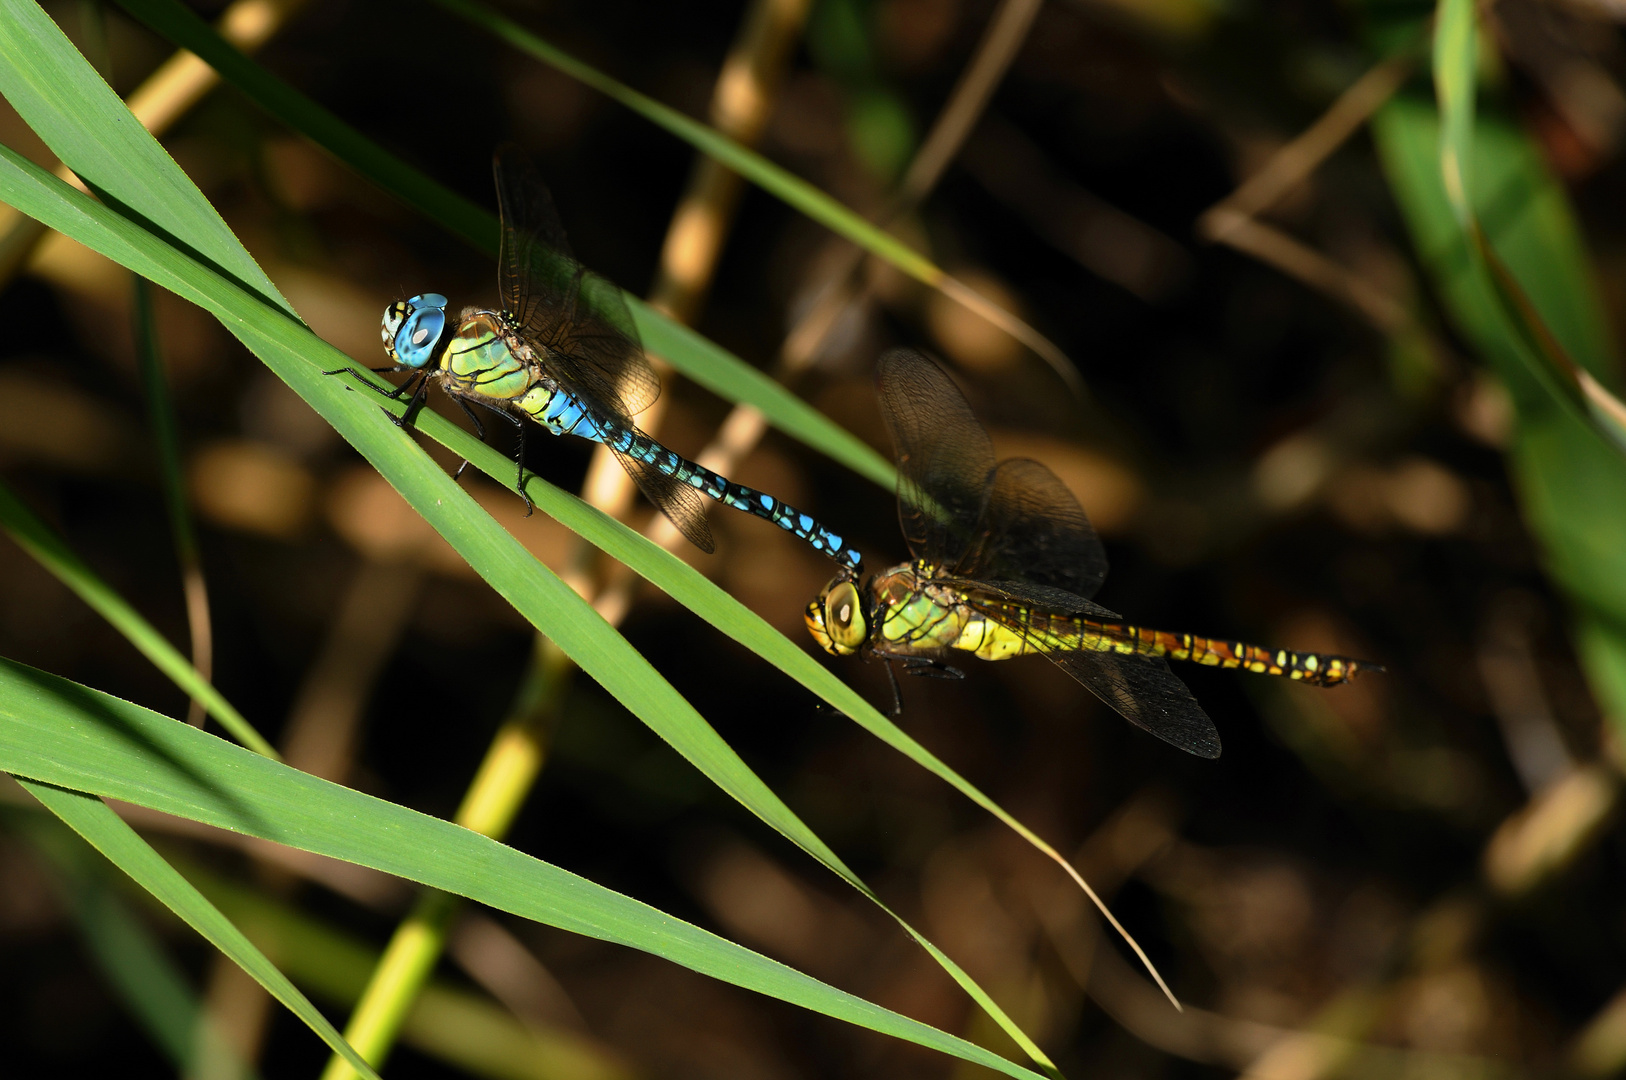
xmin=389 ymin=296 xmax=448 ymax=368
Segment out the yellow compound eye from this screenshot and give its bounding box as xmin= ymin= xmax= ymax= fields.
xmin=806 ymin=578 xmax=866 ymax=656
xmin=822 ymin=579 xmax=866 ymax=654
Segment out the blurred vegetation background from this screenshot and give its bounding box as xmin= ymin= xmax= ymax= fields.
xmin=2 ymin=0 xmax=1626 ymax=1076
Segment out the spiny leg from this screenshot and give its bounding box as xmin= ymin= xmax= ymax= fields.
xmin=455 ymin=398 xmax=532 ymax=515
xmin=451 ymin=400 xmax=532 ymax=516
xmin=451 ymin=397 xmax=489 ymax=484
xmin=514 ymin=408 xmax=532 ymax=516
xmin=455 ymin=397 xmax=488 ymax=442
xmin=900 ymin=657 xmax=965 ymax=680
xmin=883 ymin=660 xmax=905 ymax=717
xmin=324 ymin=365 xmax=414 ymax=401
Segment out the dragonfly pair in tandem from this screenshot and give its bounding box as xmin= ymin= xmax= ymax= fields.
xmin=335 ymin=147 xmax=1375 ymax=759
xmin=328 ymin=145 xmax=861 ymax=575
xmin=806 ymin=348 xmax=1379 ymax=760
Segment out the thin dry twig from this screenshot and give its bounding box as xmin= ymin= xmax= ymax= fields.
xmin=961 ymin=115 xmax=1192 ymax=300
xmin=1205 ymin=210 xmax=1412 ymax=333
xmin=1201 ymin=53 xmax=1413 ymax=232
xmin=1196 ymin=52 xmax=1424 ymax=338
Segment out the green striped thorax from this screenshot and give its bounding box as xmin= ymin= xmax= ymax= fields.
xmin=381 ymin=293 xmax=450 ymax=369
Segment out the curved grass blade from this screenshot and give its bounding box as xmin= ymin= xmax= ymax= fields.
xmin=0 ymin=7 xmax=1148 ymax=1042
xmin=7 ymin=804 xmax=256 ymax=1078
xmin=15 ymin=778 xmax=380 ymax=1080
xmin=0 ymin=477 xmax=275 ymax=757
xmin=431 ymin=0 xmax=1083 ymax=396
xmin=1430 ymin=0 xmax=1626 ymax=453
xmin=1371 ymin=8 xmax=1626 ymax=726
xmin=173 ymin=856 xmax=635 ymax=1080
xmin=108 ymin=0 xmax=894 ymax=492
xmin=0 ymin=0 xmax=294 ymax=319
xmin=0 ymin=13 xmax=1161 ymax=1010
xmin=0 ymin=149 xmax=1062 ymax=1074
xmin=135 ymin=275 xmax=215 ymax=729
xmin=0 ymin=656 xmax=1051 ymax=1080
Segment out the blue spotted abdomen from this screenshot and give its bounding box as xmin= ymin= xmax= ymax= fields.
xmin=437 ymin=311 xmax=862 ymax=573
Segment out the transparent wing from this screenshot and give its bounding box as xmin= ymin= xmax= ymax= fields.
xmin=940 ymin=577 xmax=1118 ymax=619
xmin=914 ymin=583 xmax=1219 ymax=757
xmin=1047 ymin=650 xmax=1222 ymax=759
xmin=613 ymin=449 xmax=716 ymax=554
xmin=493 ymin=145 xmax=661 ymax=419
xmin=960 ymin=458 xmax=1109 ymax=601
xmin=875 ymin=348 xmax=997 ymax=567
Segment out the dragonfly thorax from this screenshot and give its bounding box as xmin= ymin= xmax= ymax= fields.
xmin=381 ymin=293 xmax=449 ymax=369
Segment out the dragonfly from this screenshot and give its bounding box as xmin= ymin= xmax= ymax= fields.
xmin=328 ymin=145 xmax=862 ymax=574
xmin=805 ymin=347 xmax=1379 ymax=759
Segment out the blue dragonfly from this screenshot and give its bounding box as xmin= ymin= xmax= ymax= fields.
xmin=328 ymin=146 xmax=862 ymax=573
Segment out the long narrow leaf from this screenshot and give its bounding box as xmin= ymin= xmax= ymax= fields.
xmin=433 ymin=0 xmax=1082 ymax=396
xmin=0 ymin=136 xmax=1058 ymax=1074
xmin=1429 ymin=0 xmax=1626 ymax=452
xmin=16 ymin=778 xmax=381 ymax=1080
xmin=13 ymin=808 xmax=210 ymax=1071
xmin=0 ymin=477 xmax=275 ymax=757
xmin=135 ymin=275 xmax=216 ymax=729
xmin=0 ymin=656 xmax=1049 ymax=1080
xmin=173 ymin=856 xmax=634 ymax=1080
xmin=109 ymin=0 xmax=894 ymax=492
xmin=0 ymin=0 xmax=293 ymax=317
xmin=1371 ymin=91 xmax=1626 ymax=725
xmin=0 ymin=7 xmax=1159 ymax=1014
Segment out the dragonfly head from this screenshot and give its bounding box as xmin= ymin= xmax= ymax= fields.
xmin=806 ymin=576 xmax=867 ymax=656
xmin=381 ymin=294 xmax=449 ymax=369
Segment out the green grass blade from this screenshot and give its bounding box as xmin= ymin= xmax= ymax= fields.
xmin=1432 ymin=0 xmax=1475 ymax=223
xmin=10 ymin=806 xmax=219 ymax=1073
xmin=433 ymin=0 xmax=1083 ymax=395
xmin=0 ymin=656 xmax=1050 ymax=1080
xmin=14 ymin=778 xmax=381 ymax=1080
xmin=0 ymin=146 xmax=1062 ymax=1071
xmin=1428 ymin=0 xmax=1626 ymax=451
xmin=108 ymin=0 xmax=894 ymax=492
xmin=109 ymin=0 xmax=493 ymax=252
xmin=134 ymin=278 xmax=200 ymax=568
xmin=134 ymin=275 xmax=216 ymax=730
xmin=173 ymin=856 xmax=636 ymax=1080
xmin=0 ymin=477 xmax=275 ymax=757
xmin=1372 ymin=89 xmax=1626 ymax=726
xmin=430 ymin=0 xmax=939 ymax=281
xmin=0 ymin=0 xmax=294 ymax=319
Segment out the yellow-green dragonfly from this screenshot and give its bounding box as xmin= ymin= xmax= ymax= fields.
xmin=806 ymin=348 xmax=1378 ymax=758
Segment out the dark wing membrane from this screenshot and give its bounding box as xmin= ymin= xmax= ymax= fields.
xmin=493 ymin=143 xmax=574 ymax=334
xmin=492 ymin=146 xmax=661 ymax=420
xmin=1048 ymin=650 xmax=1222 ymax=759
xmin=875 ymin=349 xmax=997 ymax=567
xmin=613 ymin=449 xmax=716 ymax=554
xmin=939 ymin=576 xmax=1119 ymax=620
xmin=961 ymin=457 xmax=1109 ymax=601
xmin=941 ymin=585 xmax=1217 ymax=757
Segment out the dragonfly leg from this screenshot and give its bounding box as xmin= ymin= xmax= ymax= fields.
xmin=514 ymin=411 xmax=533 ymax=516
xmin=325 ymin=365 xmax=413 ymax=399
xmin=883 ymin=661 xmax=905 ymax=717
xmin=900 ymin=657 xmax=965 ymax=680
xmin=455 ymin=397 xmax=487 ymax=442
xmin=374 ymin=372 xmax=429 ymax=430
